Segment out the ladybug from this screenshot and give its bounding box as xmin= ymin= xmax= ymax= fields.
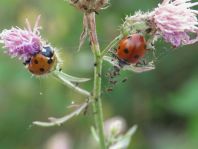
xmin=24 ymin=46 xmax=57 ymax=75
xmin=116 ymin=34 xmax=147 ymax=65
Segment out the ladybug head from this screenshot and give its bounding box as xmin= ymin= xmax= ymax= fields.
xmin=41 ymin=46 xmax=54 ymax=58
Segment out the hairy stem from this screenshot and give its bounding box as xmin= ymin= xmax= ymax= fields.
xmin=86 ymin=12 xmax=106 ymax=149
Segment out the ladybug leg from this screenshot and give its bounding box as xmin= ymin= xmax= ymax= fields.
xmin=23 ymin=58 xmax=31 ymax=66
xmin=140 ymin=59 xmax=147 ymax=65
xmin=113 ymin=48 xmax=117 ymax=52
xmin=118 ymin=59 xmax=128 ymax=68
xmin=135 ymin=59 xmax=147 ymax=67
xmin=135 ymin=61 xmax=142 ymax=67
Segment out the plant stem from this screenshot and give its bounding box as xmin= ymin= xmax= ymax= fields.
xmin=86 ymin=12 xmax=106 ymax=149
xmin=101 ymin=35 xmax=122 ymax=57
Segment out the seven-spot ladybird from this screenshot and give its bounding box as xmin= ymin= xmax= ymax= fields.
xmin=117 ymin=34 xmax=147 ymax=64
xmin=24 ymin=46 xmax=57 ymax=75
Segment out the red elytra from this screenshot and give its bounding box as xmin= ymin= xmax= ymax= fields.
xmin=116 ymin=34 xmax=147 ymax=64
xmin=25 ymin=46 xmax=57 ymax=75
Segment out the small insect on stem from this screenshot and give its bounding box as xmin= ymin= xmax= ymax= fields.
xmin=74 ymin=82 xmax=79 ymax=87
xmin=105 ymin=72 xmax=111 ymax=77
xmin=98 ymin=73 xmax=101 ymax=77
xmin=145 ymin=28 xmax=152 ymax=34
xmin=59 ymin=68 xmax=62 ymax=72
xmin=121 ymin=77 xmax=128 ymax=83
xmin=109 ymin=80 xmax=117 ymax=85
xmin=94 ymin=62 xmax=97 ymax=67
xmin=106 ymin=87 xmax=113 ymax=93
xmin=95 ymin=98 xmax=98 ymax=102
xmin=83 ymin=98 xmax=90 ymax=115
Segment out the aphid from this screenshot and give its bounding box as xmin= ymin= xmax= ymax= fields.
xmin=106 ymin=87 xmax=113 ymax=92
xmin=109 ymin=80 xmax=117 ymax=85
xmin=121 ymin=77 xmax=128 ymax=83
xmin=24 ymin=46 xmax=57 ymax=75
xmin=116 ymin=33 xmax=147 ymax=65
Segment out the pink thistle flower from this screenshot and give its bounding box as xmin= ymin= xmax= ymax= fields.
xmin=0 ymin=16 xmax=42 ymax=61
xmin=151 ymin=0 xmax=198 ymax=47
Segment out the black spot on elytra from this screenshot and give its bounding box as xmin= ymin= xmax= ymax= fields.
xmin=124 ymin=48 xmax=129 ymax=54
xmin=34 ymin=59 xmax=39 ymax=64
xmin=40 ymin=68 xmax=45 ymax=72
xmin=134 ymin=55 xmax=140 ymax=59
xmin=47 ymin=59 xmax=53 ymax=64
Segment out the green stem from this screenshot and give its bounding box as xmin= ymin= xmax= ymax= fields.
xmin=101 ymin=35 xmax=122 ymax=57
xmin=86 ymin=12 xmax=106 ymax=149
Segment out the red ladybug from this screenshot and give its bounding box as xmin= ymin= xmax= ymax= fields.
xmin=116 ymin=34 xmax=147 ymax=64
xmin=24 ymin=46 xmax=57 ymax=75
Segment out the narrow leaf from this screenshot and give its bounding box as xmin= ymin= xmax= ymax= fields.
xmin=91 ymin=126 xmax=99 ymax=143
xmin=33 ymin=102 xmax=89 ymax=127
xmin=53 ymin=70 xmax=90 ymax=83
xmin=52 ymin=70 xmax=90 ymax=97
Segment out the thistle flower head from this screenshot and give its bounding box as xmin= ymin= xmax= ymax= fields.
xmin=151 ymin=0 xmax=198 ymax=47
xmin=0 ymin=16 xmax=42 ymax=61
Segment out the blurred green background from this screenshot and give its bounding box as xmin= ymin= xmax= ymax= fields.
xmin=0 ymin=0 xmax=198 ymax=149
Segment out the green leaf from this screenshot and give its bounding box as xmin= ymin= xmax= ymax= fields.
xmin=103 ymin=56 xmax=155 ymax=73
xmin=53 ymin=70 xmax=90 ymax=83
xmin=91 ymin=126 xmax=99 ymax=143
